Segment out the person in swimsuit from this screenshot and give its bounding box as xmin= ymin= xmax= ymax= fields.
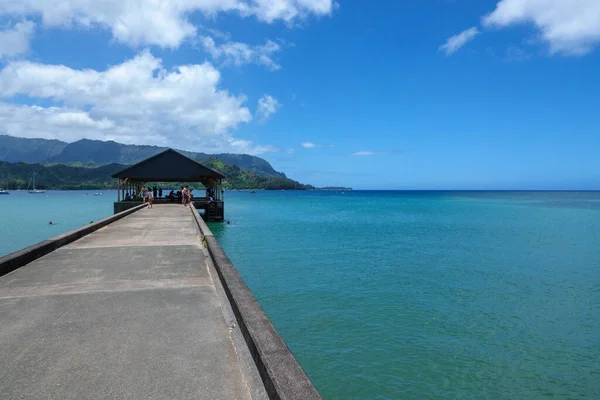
xmin=141 ymin=186 xmax=148 ymax=204
xmin=147 ymin=188 xmax=153 ymax=208
xmin=181 ymin=186 xmax=189 ymax=206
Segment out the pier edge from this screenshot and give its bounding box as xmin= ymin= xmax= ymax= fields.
xmin=190 ymin=203 xmax=322 ymax=400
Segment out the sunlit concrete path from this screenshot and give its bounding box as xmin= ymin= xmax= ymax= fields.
xmin=0 ymin=205 xmax=261 ymax=400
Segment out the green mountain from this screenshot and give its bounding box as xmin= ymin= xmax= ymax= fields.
xmin=0 ymin=161 xmax=124 ymax=190
xmin=0 ymin=135 xmax=67 ymax=163
xmin=0 ymin=160 xmax=313 ymax=191
xmin=200 ymin=158 xmax=313 ymax=190
xmin=0 ymin=135 xmax=286 ymax=179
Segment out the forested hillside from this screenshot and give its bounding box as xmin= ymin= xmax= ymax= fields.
xmin=0 ymin=135 xmax=286 ymax=179
xmin=0 ymin=160 xmax=313 ymax=191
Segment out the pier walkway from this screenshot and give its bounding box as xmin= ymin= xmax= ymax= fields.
xmin=0 ymin=205 xmax=264 ymax=399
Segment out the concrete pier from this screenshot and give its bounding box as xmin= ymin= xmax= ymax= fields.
xmin=0 ymin=205 xmax=267 ymax=399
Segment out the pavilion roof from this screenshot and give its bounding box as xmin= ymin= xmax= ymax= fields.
xmin=111 ymin=148 xmax=225 ymax=183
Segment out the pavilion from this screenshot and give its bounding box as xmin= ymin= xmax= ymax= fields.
xmin=112 ymin=149 xmax=225 ymax=221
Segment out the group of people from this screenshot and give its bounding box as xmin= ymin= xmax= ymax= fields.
xmin=127 ymin=185 xmax=212 ymax=208
xmin=125 ymin=186 xmax=162 ymax=201
xmin=163 ymin=186 xmax=193 ymax=205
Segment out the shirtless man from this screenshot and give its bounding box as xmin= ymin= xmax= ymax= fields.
xmin=181 ymin=186 xmax=189 ymax=206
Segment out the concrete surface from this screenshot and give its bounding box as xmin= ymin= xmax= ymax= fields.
xmin=114 ymin=200 xmax=223 ymax=221
xmin=0 ymin=205 xmax=260 ymax=400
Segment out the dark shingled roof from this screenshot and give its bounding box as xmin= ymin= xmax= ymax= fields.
xmin=111 ymin=148 xmax=225 ymax=182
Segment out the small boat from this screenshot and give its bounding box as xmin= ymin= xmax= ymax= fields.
xmin=94 ymin=192 xmax=103 ymax=196
xmin=0 ymin=188 xmax=9 ymax=195
xmin=27 ymin=172 xmax=45 ymax=194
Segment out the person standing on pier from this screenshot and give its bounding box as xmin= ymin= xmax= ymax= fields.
xmin=182 ymin=185 xmax=189 ymax=206
xmin=141 ymin=186 xmax=148 ymax=204
xmin=147 ymin=188 xmax=154 ymax=208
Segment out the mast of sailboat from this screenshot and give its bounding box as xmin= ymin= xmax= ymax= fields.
xmin=27 ymin=171 xmax=44 ymax=193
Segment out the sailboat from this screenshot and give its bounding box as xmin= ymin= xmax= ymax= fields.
xmin=0 ymin=168 xmax=9 ymax=194
xmin=27 ymin=172 xmax=45 ymax=194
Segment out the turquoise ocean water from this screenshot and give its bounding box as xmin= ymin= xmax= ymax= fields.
xmin=1 ymin=190 xmax=599 ymax=399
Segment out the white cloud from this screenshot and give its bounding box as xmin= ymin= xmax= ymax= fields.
xmin=482 ymin=0 xmax=600 ymax=55
xmin=0 ymin=51 xmax=277 ymax=154
xmin=226 ymin=137 xmax=278 ymax=154
xmin=301 ymin=142 xmax=316 ymax=148
xmin=0 ymin=0 xmax=335 ymax=48
xmin=199 ymin=36 xmax=281 ymax=70
xmin=256 ymin=94 xmax=280 ymax=122
xmin=0 ymin=20 xmax=35 ymax=58
xmin=0 ymin=104 xmax=133 ymax=143
xmin=440 ymin=27 xmax=480 ymax=55
xmin=245 ymin=0 xmax=335 ymax=24
xmin=351 ymin=151 xmax=383 ymax=156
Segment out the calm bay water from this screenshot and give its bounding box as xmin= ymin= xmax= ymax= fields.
xmin=2 ymin=190 xmax=599 ymax=399
xmin=0 ymin=190 xmax=118 ymax=256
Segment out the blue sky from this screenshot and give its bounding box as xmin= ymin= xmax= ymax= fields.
xmin=0 ymin=1 xmax=599 ymax=189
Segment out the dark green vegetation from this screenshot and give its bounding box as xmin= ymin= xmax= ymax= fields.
xmin=0 ymin=161 xmax=124 ymax=190
xmin=0 ymin=135 xmax=67 ymax=164
xmin=0 ymin=135 xmax=315 ymax=190
xmin=0 ymin=135 xmax=285 ymax=178
xmin=201 ymin=158 xmax=312 ymax=190
xmin=0 ymin=160 xmax=314 ymax=191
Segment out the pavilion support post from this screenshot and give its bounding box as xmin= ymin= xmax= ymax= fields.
xmin=117 ymin=179 xmax=121 ymax=201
